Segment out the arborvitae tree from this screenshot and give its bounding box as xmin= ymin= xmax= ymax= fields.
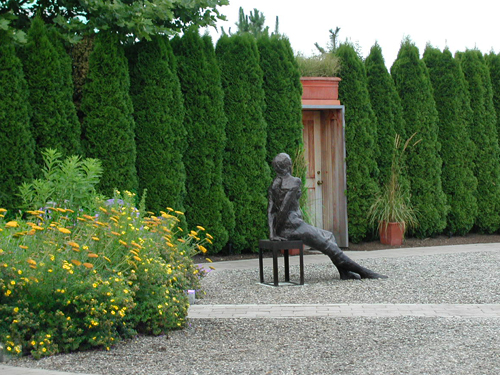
xmin=423 ymin=46 xmax=477 ymax=235
xmin=336 ymin=43 xmax=380 ymax=242
xmin=81 ymin=32 xmax=137 ymax=196
xmin=127 ymin=36 xmax=186 ymax=214
xmin=485 ymin=52 xmax=500 ymax=140
xmin=0 ymin=32 xmax=36 ymax=209
xmin=216 ymin=33 xmax=271 ymax=252
xmin=21 ymin=16 xmax=80 ymax=164
xmin=391 ymin=39 xmax=448 ymax=237
xmin=257 ymin=33 xmax=303 ymax=163
xmin=171 ymin=29 xmax=234 ymax=254
xmin=457 ymin=49 xmax=500 ymax=233
xmin=365 ymin=42 xmax=406 ymax=185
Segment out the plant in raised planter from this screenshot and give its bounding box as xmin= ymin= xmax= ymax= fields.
xmin=369 ymin=133 xmax=420 ymax=246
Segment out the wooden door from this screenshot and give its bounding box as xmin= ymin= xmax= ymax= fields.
xmin=302 ymin=111 xmax=323 ymax=227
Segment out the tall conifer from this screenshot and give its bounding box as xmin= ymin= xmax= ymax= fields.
xmin=21 ymin=16 xmax=80 ymax=164
xmin=128 ymin=36 xmax=186 ymax=214
xmin=216 ymin=34 xmax=271 ymax=252
xmin=257 ymin=34 xmax=303 ymax=163
xmin=81 ymin=32 xmax=137 ymax=196
xmin=0 ymin=32 xmax=36 ymax=209
xmin=457 ymin=50 xmax=500 ymax=232
xmin=423 ymin=46 xmax=477 ymax=235
xmin=365 ymin=42 xmax=406 ymax=185
xmin=391 ymin=39 xmax=448 ymax=237
xmin=171 ymin=29 xmax=234 ymax=253
xmin=336 ymin=43 xmax=380 ymax=242
xmin=485 ymin=52 xmax=500 ymax=139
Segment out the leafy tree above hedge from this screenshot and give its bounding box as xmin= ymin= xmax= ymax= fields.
xmin=81 ymin=32 xmax=137 ymax=197
xmin=423 ymin=46 xmax=477 ymax=236
xmin=391 ymin=38 xmax=448 ymax=237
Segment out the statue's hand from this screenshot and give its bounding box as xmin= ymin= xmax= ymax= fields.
xmin=270 ymin=235 xmax=288 ymax=241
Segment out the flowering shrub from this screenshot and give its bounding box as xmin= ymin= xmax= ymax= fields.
xmin=0 ymin=191 xmax=210 ymax=359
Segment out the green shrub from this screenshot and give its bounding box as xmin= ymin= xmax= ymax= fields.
xmin=365 ymin=42 xmax=406 ymax=185
xmin=0 ymin=31 xmax=36 ymax=210
xmin=457 ymin=50 xmax=500 ymax=233
xmin=336 ymin=43 xmax=380 ymax=242
xmin=257 ymin=34 xmax=303 ymax=164
xmin=20 ymin=16 xmax=80 ymax=164
xmin=171 ymin=29 xmax=234 ymax=254
xmin=423 ymin=46 xmax=478 ymax=235
xmin=128 ymin=36 xmax=187 ymax=214
xmin=391 ymin=38 xmax=448 ymax=237
xmin=485 ymin=52 xmax=500 ymax=140
xmin=296 ymin=53 xmax=341 ymax=77
xmin=216 ymin=34 xmax=271 ymax=252
xmin=0 ymin=191 xmax=208 ymax=358
xmin=81 ymin=32 xmax=138 ymax=196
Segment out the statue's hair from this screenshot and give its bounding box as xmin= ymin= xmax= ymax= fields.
xmin=272 ymin=153 xmax=292 ymax=174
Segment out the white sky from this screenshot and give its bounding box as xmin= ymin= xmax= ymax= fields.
xmin=207 ymin=0 xmax=499 ymax=68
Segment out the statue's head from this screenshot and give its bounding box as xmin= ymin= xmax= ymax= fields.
xmin=272 ymin=153 xmax=292 ymax=176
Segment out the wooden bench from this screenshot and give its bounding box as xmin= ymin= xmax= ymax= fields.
xmin=258 ymin=240 xmax=304 ymax=286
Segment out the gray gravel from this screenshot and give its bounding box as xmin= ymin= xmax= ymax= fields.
xmin=8 ymin=251 xmax=500 ymax=375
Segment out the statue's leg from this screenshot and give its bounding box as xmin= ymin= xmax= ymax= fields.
xmin=294 ymin=224 xmax=387 ymax=280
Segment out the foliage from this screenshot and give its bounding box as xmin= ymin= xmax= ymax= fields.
xmin=20 ymin=16 xmax=81 ymax=165
xmin=456 ymin=49 xmax=500 ymax=233
xmin=336 ymin=43 xmax=380 ymax=242
xmin=257 ymin=33 xmax=303 ymax=164
xmin=485 ymin=52 xmax=500 ymax=140
xmin=234 ymin=7 xmax=270 ymax=36
xmin=391 ymin=38 xmax=448 ymax=237
xmin=295 ymin=52 xmax=341 ymax=77
xmin=128 ymin=36 xmax=187 ymax=215
xmin=216 ymin=33 xmax=271 ymax=252
xmin=315 ymin=27 xmax=341 ymax=54
xmin=0 ymin=0 xmax=229 ymax=42
xmin=0 ymin=31 xmax=36 ymax=210
xmin=369 ymin=134 xmax=419 ymax=234
xmin=171 ymin=28 xmax=233 ymax=254
xmin=423 ymin=46 xmax=478 ymax=235
xmin=365 ymin=42 xmax=406 ymax=185
xmin=0 ymin=191 xmax=209 ymax=359
xmin=18 ymin=149 xmax=104 ymax=216
xmin=81 ymin=32 xmax=138 ymax=197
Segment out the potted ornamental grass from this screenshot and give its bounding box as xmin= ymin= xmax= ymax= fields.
xmin=369 ymin=134 xmax=419 ymax=246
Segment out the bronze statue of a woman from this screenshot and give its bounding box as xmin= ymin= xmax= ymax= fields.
xmin=268 ymin=153 xmax=387 ymax=280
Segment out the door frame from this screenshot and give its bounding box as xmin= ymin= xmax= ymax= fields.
xmin=302 ymin=104 xmax=348 ymax=248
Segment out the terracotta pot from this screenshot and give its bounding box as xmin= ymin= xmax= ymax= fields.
xmin=300 ymin=77 xmax=341 ymax=106
xmin=379 ymin=222 xmax=405 ymax=246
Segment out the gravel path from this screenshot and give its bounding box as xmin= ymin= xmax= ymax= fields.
xmin=7 ymin=250 xmax=500 ymax=375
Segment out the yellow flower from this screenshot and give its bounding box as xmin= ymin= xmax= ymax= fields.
xmin=58 ymin=227 xmax=71 ymax=234
xmin=133 ymin=256 xmax=142 ymax=262
xmin=83 ymin=214 xmax=95 ymax=220
xmin=88 ymin=253 xmax=99 ymax=258
xmin=196 ymin=225 xmax=205 ymax=231
xmin=13 ymin=307 xmax=19 ymax=313
xmin=10 ymin=280 xmax=16 ymax=285
xmin=198 ymin=245 xmax=207 ymax=254
xmin=19 ymin=245 xmax=28 ymax=250
xmin=27 ymin=258 xmax=37 ymax=266
xmin=31 ymin=340 xmax=36 ymax=346
xmin=205 ymin=257 xmax=212 ymax=263
xmin=99 ymin=207 xmax=108 ymax=213
xmin=0 ymin=208 xmax=7 ymax=213
xmin=83 ymin=262 xmax=93 ymax=269
xmin=71 ymin=259 xmax=82 ymax=266
xmin=67 ymin=241 xmax=80 ymax=249
xmin=119 ymin=240 xmax=128 ymax=246
xmin=5 ymin=221 xmax=19 ymax=228
xmin=91 ymin=236 xmax=100 ymax=241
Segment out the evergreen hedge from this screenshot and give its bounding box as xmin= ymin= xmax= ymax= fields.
xmin=81 ymin=32 xmax=138 ymax=197
xmin=0 ymin=32 xmax=36 ymax=209
xmin=171 ymin=29 xmax=234 ymax=254
xmin=365 ymin=42 xmax=406 ymax=185
xmin=485 ymin=52 xmax=500 ymax=140
xmin=257 ymin=34 xmax=303 ymax=163
xmin=21 ymin=16 xmax=80 ymax=164
xmin=423 ymin=46 xmax=478 ymax=235
xmin=391 ymin=39 xmax=448 ymax=237
xmin=336 ymin=43 xmax=380 ymax=242
xmin=457 ymin=50 xmax=500 ymax=233
xmin=128 ymin=36 xmax=187 ymax=214
xmin=216 ymin=34 xmax=271 ymax=252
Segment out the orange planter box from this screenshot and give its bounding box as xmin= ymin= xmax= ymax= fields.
xmin=301 ymin=77 xmax=341 ymax=106
xmin=379 ymin=222 xmax=405 ymax=246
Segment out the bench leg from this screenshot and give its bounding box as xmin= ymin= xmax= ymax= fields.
xmin=284 ymin=249 xmax=290 ymax=282
xmin=299 ymin=245 xmax=304 ymax=285
xmin=272 ymin=248 xmax=279 ymax=286
xmin=259 ymin=247 xmax=264 ymax=283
